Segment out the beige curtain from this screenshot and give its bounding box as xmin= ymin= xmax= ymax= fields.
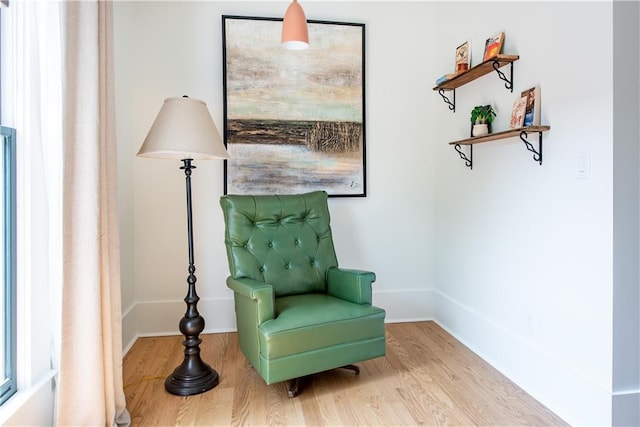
xmin=56 ymin=1 xmax=130 ymax=426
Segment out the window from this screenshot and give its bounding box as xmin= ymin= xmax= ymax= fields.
xmin=0 ymin=125 xmax=16 ymax=405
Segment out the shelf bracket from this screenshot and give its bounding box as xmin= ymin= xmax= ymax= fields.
xmin=438 ymin=88 xmax=455 ymax=112
xmin=454 ymin=144 xmax=472 ymax=169
xmin=519 ymin=130 xmax=543 ymax=165
xmin=492 ymin=60 xmax=513 ymax=92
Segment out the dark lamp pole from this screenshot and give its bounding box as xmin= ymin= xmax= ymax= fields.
xmin=164 ymin=159 xmax=219 ymax=395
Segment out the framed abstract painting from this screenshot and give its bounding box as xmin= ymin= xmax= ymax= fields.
xmin=222 ymin=15 xmax=366 ymax=197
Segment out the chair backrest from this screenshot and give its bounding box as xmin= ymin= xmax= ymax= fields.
xmin=220 ymin=191 xmax=338 ymax=297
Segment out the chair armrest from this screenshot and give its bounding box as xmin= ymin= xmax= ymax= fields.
xmin=327 ymin=267 xmax=376 ymax=305
xmin=226 ymin=276 xmax=275 ymax=324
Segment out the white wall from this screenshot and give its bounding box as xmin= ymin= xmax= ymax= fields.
xmin=114 ymin=2 xmax=636 ymax=426
xmin=114 ymin=0 xmax=437 ymax=347
xmin=432 ymin=2 xmax=614 ymax=425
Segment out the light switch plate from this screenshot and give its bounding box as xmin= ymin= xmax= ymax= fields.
xmin=576 ymin=149 xmax=591 ymax=179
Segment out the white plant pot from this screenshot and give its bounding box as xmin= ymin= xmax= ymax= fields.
xmin=472 ymin=124 xmax=489 ymax=137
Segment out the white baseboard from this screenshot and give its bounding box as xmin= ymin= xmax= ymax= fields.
xmin=122 ymin=289 xmax=434 ymax=355
xmin=121 ymin=297 xmax=236 ymax=356
xmin=432 ymin=290 xmax=611 ymax=426
xmin=121 ymin=303 xmax=137 ymax=355
xmin=374 ymin=288 xmax=434 ymax=323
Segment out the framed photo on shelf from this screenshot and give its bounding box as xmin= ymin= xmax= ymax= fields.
xmin=222 ymin=15 xmax=367 ymax=197
xmin=455 ymin=41 xmax=470 ymax=73
xmin=483 ymin=32 xmax=505 ymax=62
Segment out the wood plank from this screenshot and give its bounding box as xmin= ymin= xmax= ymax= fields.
xmin=123 ymin=322 xmax=568 ymax=426
xmin=433 ymin=54 xmax=519 ymax=91
xmin=449 ymin=126 xmax=551 ymax=146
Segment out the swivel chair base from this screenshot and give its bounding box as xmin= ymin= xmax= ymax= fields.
xmin=287 ymin=364 xmax=360 ymax=398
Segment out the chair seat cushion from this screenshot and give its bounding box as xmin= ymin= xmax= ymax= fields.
xmin=258 ymin=293 xmax=386 ymax=359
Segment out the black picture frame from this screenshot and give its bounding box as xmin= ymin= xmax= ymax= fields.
xmin=222 ymin=15 xmax=367 ymax=197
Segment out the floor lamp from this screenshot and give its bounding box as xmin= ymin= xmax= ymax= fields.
xmin=137 ymin=96 xmax=229 ymax=396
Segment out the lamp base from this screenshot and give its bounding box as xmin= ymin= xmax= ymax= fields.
xmin=165 ymin=358 xmax=219 ymax=396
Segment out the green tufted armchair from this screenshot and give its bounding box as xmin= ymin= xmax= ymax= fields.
xmin=220 ymin=191 xmax=386 ymax=396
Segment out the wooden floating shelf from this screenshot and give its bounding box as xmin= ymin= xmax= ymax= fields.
xmin=449 ymin=126 xmax=550 ymax=146
xmin=433 ymin=55 xmax=520 ymax=91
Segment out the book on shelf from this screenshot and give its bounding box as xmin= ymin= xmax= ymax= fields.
xmin=521 ymin=86 xmax=541 ymax=126
xmin=435 ymin=73 xmax=457 ymax=85
xmin=509 ymin=96 xmax=527 ymax=129
xmin=483 ymin=32 xmax=505 ymax=62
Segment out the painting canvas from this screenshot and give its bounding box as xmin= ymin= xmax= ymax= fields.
xmin=222 ymin=16 xmax=366 ymax=197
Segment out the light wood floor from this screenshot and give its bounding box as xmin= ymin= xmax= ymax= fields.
xmin=123 ymin=321 xmax=568 ymax=426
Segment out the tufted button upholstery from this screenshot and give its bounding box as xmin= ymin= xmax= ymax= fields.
xmin=220 ymin=190 xmax=386 ymax=388
xmin=220 ymin=191 xmax=338 ymax=297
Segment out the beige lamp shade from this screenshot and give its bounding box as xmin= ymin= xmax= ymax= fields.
xmin=137 ymin=96 xmax=229 ymax=160
xmin=281 ymin=0 xmax=309 ymax=50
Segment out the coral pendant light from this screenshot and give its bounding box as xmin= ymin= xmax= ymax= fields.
xmin=281 ymin=0 xmax=309 ymax=50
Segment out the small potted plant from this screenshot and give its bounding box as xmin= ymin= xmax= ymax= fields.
xmin=470 ymin=105 xmax=496 ymax=137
